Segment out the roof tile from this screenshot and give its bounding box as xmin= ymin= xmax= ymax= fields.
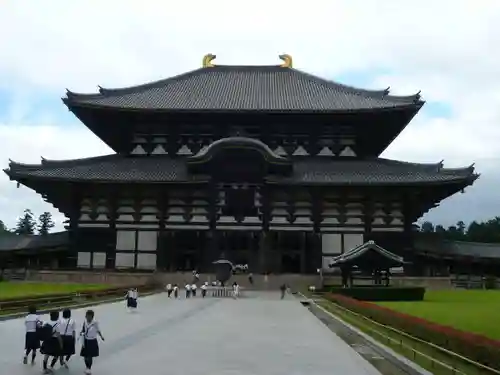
xmin=65 ymin=66 xmax=423 ymax=112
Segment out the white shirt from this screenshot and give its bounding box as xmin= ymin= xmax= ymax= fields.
xmin=58 ymin=318 xmax=76 ymax=336
xmin=127 ymin=289 xmax=138 ymax=299
xmin=233 ymin=285 xmax=240 ymax=293
xmin=201 ymin=284 xmax=207 ymax=290
xmin=173 ymin=286 xmax=179 ymax=291
xmin=81 ymin=320 xmax=100 ymax=340
xmin=25 ymin=314 xmax=40 ymax=333
xmin=191 ymin=284 xmax=197 ymax=290
xmin=185 ymin=284 xmax=191 ymax=290
xmin=166 ymin=284 xmax=172 ymax=290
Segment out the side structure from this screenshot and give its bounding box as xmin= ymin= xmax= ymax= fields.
xmin=3 ymin=54 xmax=479 ymax=273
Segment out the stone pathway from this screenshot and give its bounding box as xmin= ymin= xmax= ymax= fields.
xmin=1 ymin=292 xmax=381 ymax=375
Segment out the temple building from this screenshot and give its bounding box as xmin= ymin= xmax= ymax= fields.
xmin=4 ymin=54 xmax=478 ymax=274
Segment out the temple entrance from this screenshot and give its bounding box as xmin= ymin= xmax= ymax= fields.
xmin=217 ymin=231 xmax=259 ymax=272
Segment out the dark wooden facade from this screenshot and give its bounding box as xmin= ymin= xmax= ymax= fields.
xmin=4 ymin=54 xmax=478 ymax=273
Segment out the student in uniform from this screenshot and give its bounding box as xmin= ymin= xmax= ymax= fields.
xmin=131 ymin=288 xmax=139 ymax=309
xmin=173 ymin=283 xmax=179 ymax=298
xmin=40 ymin=310 xmax=63 ymax=374
xmin=185 ymin=283 xmax=191 ymax=298
xmin=191 ymin=283 xmax=197 ymax=297
xmin=201 ymin=282 xmax=207 ymax=298
xmin=80 ymin=309 xmax=105 ymax=375
xmin=58 ymin=308 xmax=76 ymax=368
xmin=166 ymin=283 xmax=173 ymax=297
xmin=232 ymin=282 xmax=240 ymax=299
xmin=23 ymin=305 xmax=41 ymax=365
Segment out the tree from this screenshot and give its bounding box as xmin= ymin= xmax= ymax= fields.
xmin=420 ymin=221 xmax=435 ymax=233
xmin=0 ymin=220 xmax=13 ymax=237
xmin=37 ymin=212 xmax=55 ymax=235
xmin=14 ymin=209 xmax=36 ymax=235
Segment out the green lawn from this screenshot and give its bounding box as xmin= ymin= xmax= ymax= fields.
xmin=376 ymin=290 xmax=500 ymax=341
xmin=0 ymin=282 xmax=108 ymax=299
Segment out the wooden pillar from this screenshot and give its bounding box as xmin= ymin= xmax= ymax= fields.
xmin=106 ymin=194 xmax=117 ymax=269
xmin=204 ymin=182 xmax=219 ymax=271
xmin=258 ymin=232 xmax=270 ymax=274
xmin=363 ymin=197 xmax=374 ymax=241
xmin=311 ymin=187 xmax=323 ymax=272
xmin=300 ymin=232 xmax=307 ymax=274
xmin=156 ymin=194 xmax=167 ymax=271
xmin=68 ymin=189 xmax=81 ymax=269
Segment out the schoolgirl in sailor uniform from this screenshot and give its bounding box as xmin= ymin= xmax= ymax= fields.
xmin=126 ymin=288 xmax=138 ymax=309
xmin=191 ymin=283 xmax=197 ymax=297
xmin=201 ymin=282 xmax=208 ymax=298
xmin=23 ymin=305 xmax=41 ymax=365
xmin=173 ymin=284 xmax=179 ymax=298
xmin=40 ymin=310 xmax=63 ymax=374
xmin=58 ymin=308 xmax=76 ymax=368
xmin=185 ymin=283 xmax=191 ymax=298
xmin=80 ymin=309 xmax=105 ymax=375
xmin=166 ymin=283 xmax=172 ymax=297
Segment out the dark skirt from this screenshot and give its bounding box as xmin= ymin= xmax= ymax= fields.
xmin=127 ymin=297 xmax=137 ymax=308
xmin=41 ymin=337 xmax=61 ymax=356
xmin=80 ymin=339 xmax=99 ymax=358
xmin=61 ymin=335 xmax=76 ymax=356
xmin=25 ymin=332 xmax=40 ymax=350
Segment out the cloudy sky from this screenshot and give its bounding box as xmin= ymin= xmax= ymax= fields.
xmin=1 ymin=0 xmax=499 ymax=231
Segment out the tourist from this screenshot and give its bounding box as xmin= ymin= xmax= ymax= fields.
xmin=191 ymin=283 xmax=197 ymax=297
xmin=58 ymin=308 xmax=76 ymax=368
xmin=126 ymin=288 xmax=138 ymax=311
xmin=40 ymin=310 xmax=63 ymax=374
xmin=23 ymin=305 xmax=41 ymax=365
xmin=232 ymin=282 xmax=240 ymax=299
xmin=280 ymin=283 xmax=287 ymax=299
xmin=173 ymin=284 xmax=179 ymax=298
xmin=201 ymin=282 xmax=208 ymax=298
xmin=80 ymin=309 xmax=105 ymax=375
xmin=185 ymin=283 xmax=192 ymax=298
xmin=166 ymin=283 xmax=173 ymax=297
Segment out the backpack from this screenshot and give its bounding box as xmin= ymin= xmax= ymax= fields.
xmin=37 ymin=323 xmax=56 ymax=342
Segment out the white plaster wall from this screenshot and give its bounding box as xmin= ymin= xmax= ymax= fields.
xmin=93 ymin=252 xmax=106 ymax=269
xmin=116 ymin=230 xmax=136 ymax=251
xmin=322 ymin=256 xmax=337 ymax=271
xmin=343 ymin=233 xmax=364 ymax=252
xmin=137 ymin=231 xmax=157 ymax=251
xmin=137 ymin=254 xmax=157 ymax=270
xmin=321 ymin=233 xmax=342 ymax=255
xmin=115 ymin=253 xmax=135 ymax=269
xmin=77 ymin=252 xmax=91 ymax=268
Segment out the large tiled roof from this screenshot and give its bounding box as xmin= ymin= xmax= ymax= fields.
xmin=329 ymin=241 xmax=406 ymax=268
xmin=0 ymin=232 xmax=68 ymax=252
xmin=414 ymin=237 xmax=500 ymax=260
xmin=4 ymin=154 xmax=477 ymax=186
xmin=64 ymin=65 xmax=423 ymax=112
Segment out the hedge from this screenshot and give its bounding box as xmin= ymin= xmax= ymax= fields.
xmin=326 ymin=293 xmax=500 ymax=371
xmin=326 ymin=286 xmax=425 ymax=301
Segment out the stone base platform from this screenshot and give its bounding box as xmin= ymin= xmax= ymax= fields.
xmin=1 ymin=292 xmax=380 ymax=375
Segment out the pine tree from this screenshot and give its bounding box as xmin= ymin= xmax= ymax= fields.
xmin=37 ymin=211 xmax=55 ymax=235
xmin=14 ymin=209 xmax=36 ymax=235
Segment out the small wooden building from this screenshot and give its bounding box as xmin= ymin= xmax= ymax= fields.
xmin=3 ymin=54 xmax=478 ymax=273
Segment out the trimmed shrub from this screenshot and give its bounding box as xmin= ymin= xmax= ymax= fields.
xmin=327 ymin=286 xmax=425 ymax=301
xmin=326 ymin=293 xmax=500 ymax=371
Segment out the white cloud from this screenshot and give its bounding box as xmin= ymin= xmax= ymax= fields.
xmin=0 ymin=0 xmax=500 ymax=229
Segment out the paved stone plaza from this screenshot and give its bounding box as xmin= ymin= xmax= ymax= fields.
xmin=1 ymin=292 xmax=381 ymax=375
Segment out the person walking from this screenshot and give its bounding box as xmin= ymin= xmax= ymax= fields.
xmin=58 ymin=308 xmax=76 ymax=368
xmin=80 ymin=309 xmax=105 ymax=375
xmin=23 ymin=305 xmax=41 ymax=365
